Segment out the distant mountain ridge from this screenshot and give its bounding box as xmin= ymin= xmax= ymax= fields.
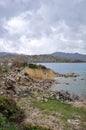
xmin=0 ymin=52 xmax=86 ymax=62
xmin=0 ymin=52 xmax=9 ymax=56
xmin=0 ymin=52 xmax=23 ymax=57
xmin=51 ymin=52 xmax=86 ymax=60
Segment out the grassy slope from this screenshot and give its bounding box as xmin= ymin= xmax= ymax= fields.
xmin=32 ymin=98 xmax=86 ymax=129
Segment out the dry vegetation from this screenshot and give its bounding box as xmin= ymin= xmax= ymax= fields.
xmin=24 ymin=67 xmax=56 ymax=80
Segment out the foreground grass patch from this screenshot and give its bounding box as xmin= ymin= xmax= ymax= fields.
xmin=32 ymin=99 xmax=86 ymax=122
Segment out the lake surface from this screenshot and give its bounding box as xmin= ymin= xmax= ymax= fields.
xmin=38 ymin=63 xmax=86 ymax=98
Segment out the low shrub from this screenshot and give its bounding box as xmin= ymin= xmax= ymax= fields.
xmin=22 ymin=123 xmax=51 ymax=130
xmin=0 ymin=96 xmax=25 ymax=123
xmin=0 ymin=117 xmax=19 ymax=130
xmin=0 ymin=65 xmax=9 ymax=75
xmin=29 ymin=64 xmax=46 ymax=69
xmin=0 ymin=115 xmax=6 ymax=128
xmin=2 ymin=65 xmax=9 ymax=73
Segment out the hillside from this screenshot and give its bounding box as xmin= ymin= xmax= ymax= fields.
xmin=51 ymin=52 xmax=86 ymax=60
xmin=0 ymin=52 xmax=10 ymax=56
xmin=0 ymin=52 xmax=86 ymax=63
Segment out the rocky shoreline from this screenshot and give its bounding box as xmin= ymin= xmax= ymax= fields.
xmin=0 ymin=64 xmax=86 ymax=130
xmin=0 ymin=66 xmax=81 ymax=103
xmin=0 ymin=67 xmax=54 ymax=97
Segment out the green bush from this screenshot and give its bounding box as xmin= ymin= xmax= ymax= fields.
xmin=29 ymin=64 xmax=46 ymax=69
xmin=0 ymin=117 xmax=19 ymax=130
xmin=0 ymin=115 xmax=6 ymax=128
xmin=0 ymin=96 xmax=25 ymax=123
xmin=2 ymin=66 xmax=9 ymax=73
xmin=22 ymin=123 xmax=51 ymax=130
xmin=0 ymin=65 xmax=9 ymax=75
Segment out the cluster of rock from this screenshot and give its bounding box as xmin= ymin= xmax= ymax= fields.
xmin=56 ymin=90 xmax=79 ymax=102
xmin=0 ymin=66 xmax=80 ymax=103
xmin=56 ymin=72 xmax=79 ymax=78
xmin=0 ymin=67 xmax=54 ymax=97
xmin=35 ymin=90 xmax=79 ymax=103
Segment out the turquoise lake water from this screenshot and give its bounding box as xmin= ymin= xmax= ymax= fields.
xmin=38 ymin=63 xmax=86 ymax=98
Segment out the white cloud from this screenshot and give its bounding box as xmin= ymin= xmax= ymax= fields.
xmin=3 ymin=13 xmax=29 ymax=35
xmin=0 ymin=38 xmax=16 ymax=52
xmin=0 ymin=0 xmax=86 ymax=54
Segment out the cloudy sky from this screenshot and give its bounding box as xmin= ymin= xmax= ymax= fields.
xmin=0 ymin=0 xmax=86 ymax=54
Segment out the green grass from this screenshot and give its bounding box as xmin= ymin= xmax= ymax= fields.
xmin=0 ymin=117 xmax=51 ymax=130
xmin=16 ymin=93 xmax=86 ymax=130
xmin=32 ymin=99 xmax=86 ymax=122
xmin=0 ymin=116 xmax=18 ymax=130
xmin=22 ymin=123 xmax=51 ymax=130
